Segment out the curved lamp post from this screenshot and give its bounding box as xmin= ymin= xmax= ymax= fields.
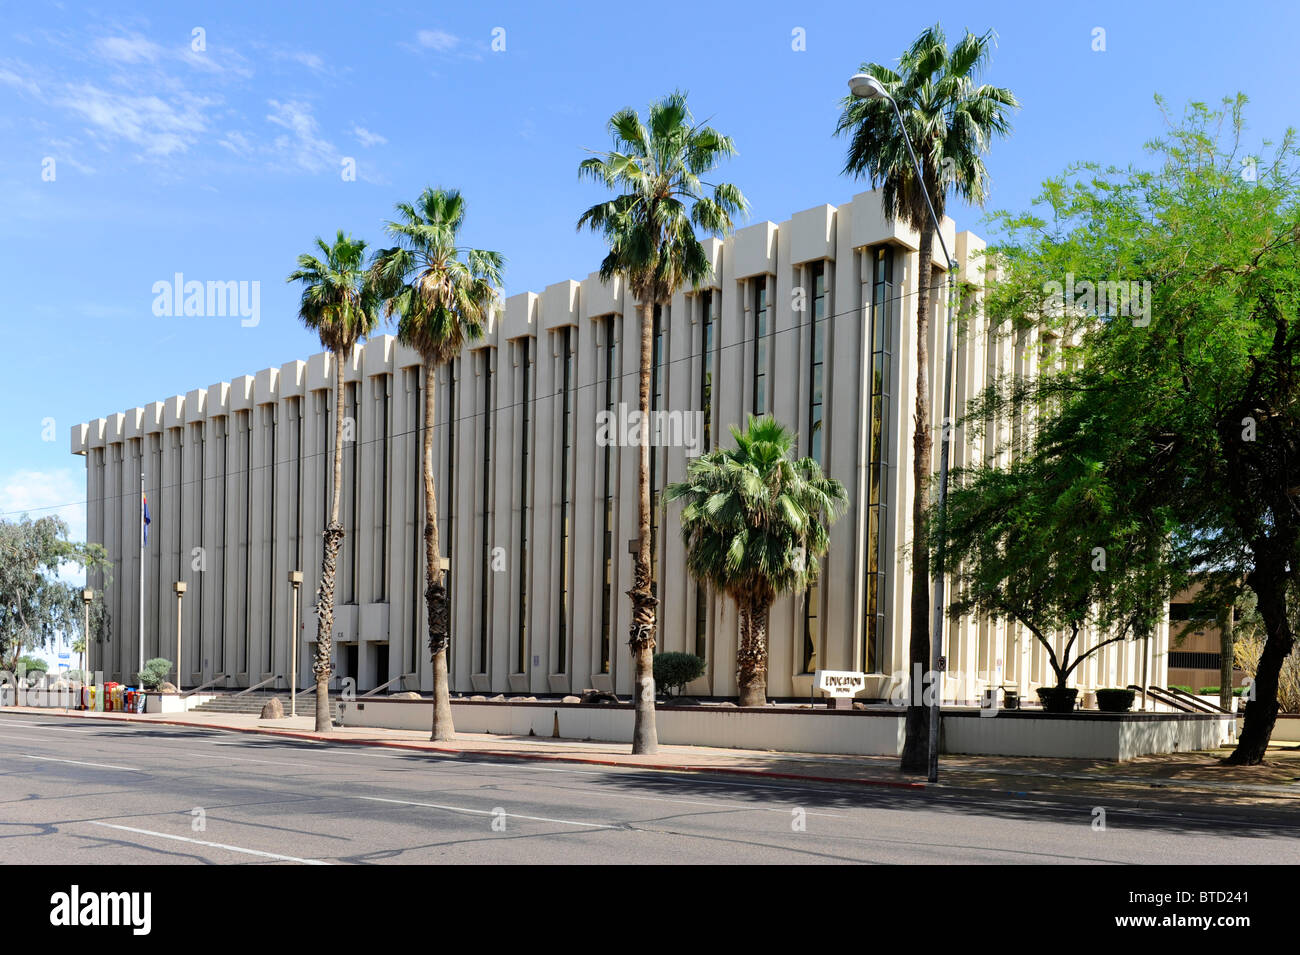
xmin=849 ymin=72 xmax=959 ymax=783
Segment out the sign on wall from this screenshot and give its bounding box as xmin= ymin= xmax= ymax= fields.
xmin=816 ymin=669 xmax=867 ymax=698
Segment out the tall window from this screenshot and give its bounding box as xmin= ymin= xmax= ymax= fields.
xmin=262 ymin=405 xmax=276 ymax=672
xmin=556 ymin=327 xmax=575 ymax=670
xmin=803 ymin=262 xmax=828 ymax=672
xmin=343 ymin=382 xmax=360 ymax=604
xmin=444 ymin=359 xmax=457 ymax=673
xmin=695 ymin=291 xmax=715 ymax=661
xmin=865 ymin=247 xmax=895 ymax=672
xmin=751 ymin=278 xmax=769 ymax=416
xmin=478 ymin=352 xmax=492 ymax=673
xmin=193 ymin=422 xmax=205 ymax=669
xmin=600 ymin=315 xmax=617 ymax=673
xmin=516 ymin=338 xmax=532 ymax=674
xmin=649 ymin=305 xmax=665 ymax=602
xmin=409 ymin=369 xmax=423 ymax=665
xmin=375 ymin=376 xmax=389 ymax=601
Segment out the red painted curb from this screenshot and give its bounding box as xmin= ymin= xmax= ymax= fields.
xmin=4 ymin=708 xmax=927 ymax=791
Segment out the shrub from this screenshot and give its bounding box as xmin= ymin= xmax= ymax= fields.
xmin=1036 ymin=686 xmax=1078 ymax=713
xmin=1096 ymin=688 xmax=1136 ymax=712
xmin=138 ymin=657 xmax=172 ymax=690
xmin=1198 ymin=686 xmax=1220 ymax=695
xmin=653 ymin=653 xmax=705 ymax=698
xmin=1235 ymin=632 xmax=1300 ymax=713
xmin=1168 ymin=684 xmax=1194 ymax=694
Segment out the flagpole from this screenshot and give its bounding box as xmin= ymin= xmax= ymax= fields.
xmin=139 ymin=470 xmax=145 ymax=682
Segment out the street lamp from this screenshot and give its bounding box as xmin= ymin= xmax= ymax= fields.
xmin=849 ymin=72 xmax=960 ymax=783
xmin=172 ymin=581 xmax=186 ymax=691
xmin=289 ymin=570 xmax=303 ymax=717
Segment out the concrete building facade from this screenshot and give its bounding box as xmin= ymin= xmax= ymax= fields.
xmin=71 ymin=189 xmax=1170 ymax=700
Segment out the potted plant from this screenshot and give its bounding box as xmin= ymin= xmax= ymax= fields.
xmin=1036 ymin=686 xmax=1079 ymax=713
xmin=1096 ymin=688 xmax=1136 ymax=712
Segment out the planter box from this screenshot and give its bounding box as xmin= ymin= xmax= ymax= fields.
xmin=338 ymin=698 xmax=1234 ymax=761
xmin=145 ymin=693 xmax=214 ymax=714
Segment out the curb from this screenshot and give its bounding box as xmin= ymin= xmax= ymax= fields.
xmin=5 ymin=708 xmax=927 ymax=791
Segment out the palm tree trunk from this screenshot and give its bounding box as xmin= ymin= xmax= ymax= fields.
xmin=629 ymin=300 xmax=659 ymax=753
xmin=901 ymin=218 xmax=936 ymax=773
xmin=424 ymin=361 xmax=454 ymax=741
xmin=737 ymin=595 xmax=770 ymax=707
xmin=313 ymin=349 xmax=347 ymax=733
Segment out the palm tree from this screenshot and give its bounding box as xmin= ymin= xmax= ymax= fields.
xmin=665 ymin=417 xmax=848 ymax=705
xmin=835 ymin=24 xmax=1017 ymax=771
xmin=578 ymin=91 xmax=747 ymax=753
xmin=371 ymin=188 xmax=503 ymax=742
xmin=287 ymin=231 xmax=381 ymax=733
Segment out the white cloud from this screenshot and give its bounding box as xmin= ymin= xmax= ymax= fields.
xmin=266 ymin=99 xmax=338 ymax=172
xmin=287 ymin=50 xmax=325 ymax=71
xmin=0 ymin=67 xmax=40 ymax=96
xmin=57 ymin=83 xmax=214 ymax=156
xmin=94 ymin=34 xmax=163 ymax=64
xmin=351 ymin=125 xmax=387 ymax=147
xmin=415 ymin=29 xmax=460 ymax=52
xmin=218 ymin=130 xmax=253 ymax=156
xmin=0 ymin=468 xmax=86 ymax=544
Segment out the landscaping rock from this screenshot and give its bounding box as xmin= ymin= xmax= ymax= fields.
xmin=580 ymin=689 xmax=619 ymax=705
xmin=561 ymin=695 xmax=582 ymax=704
xmin=469 ymin=695 xmax=487 ymax=701
xmin=489 ymin=694 xmax=507 ymax=702
xmin=260 ymin=698 xmax=284 ymax=720
xmin=158 ymin=681 xmax=178 ymax=694
xmin=390 ymin=691 xmax=421 ymax=700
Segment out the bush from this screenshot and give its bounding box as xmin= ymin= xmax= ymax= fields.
xmin=1168 ymin=684 xmax=1194 ymax=694
xmin=653 ymin=653 xmax=705 ymax=698
xmin=1096 ymin=688 xmax=1136 ymax=712
xmin=1198 ymin=686 xmax=1220 ymax=695
xmin=138 ymin=657 xmax=172 ymax=689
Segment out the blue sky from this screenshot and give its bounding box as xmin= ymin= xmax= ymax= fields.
xmin=1 ymin=0 xmax=1297 ymax=596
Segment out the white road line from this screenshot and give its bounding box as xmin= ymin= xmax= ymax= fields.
xmin=183 ymin=752 xmax=319 ymax=768
xmin=0 ymin=719 xmax=95 ymax=732
xmin=20 ymin=754 xmax=140 ymax=771
xmin=359 ymin=795 xmax=620 ymax=830
xmin=88 ymin=822 xmax=330 ymax=864
xmin=0 ymin=733 xmax=50 ymax=743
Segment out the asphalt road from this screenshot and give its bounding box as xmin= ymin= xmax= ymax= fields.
xmin=1 ymin=713 xmax=1297 ymax=865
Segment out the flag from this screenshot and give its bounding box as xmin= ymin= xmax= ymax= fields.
xmin=143 ymin=493 xmax=151 ymax=546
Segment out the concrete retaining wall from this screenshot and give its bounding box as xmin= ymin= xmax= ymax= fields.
xmin=339 ymin=699 xmax=1233 ymax=761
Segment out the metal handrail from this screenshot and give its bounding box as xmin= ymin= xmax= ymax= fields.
xmin=1128 ymin=684 xmax=1203 ymax=714
xmin=180 ymin=673 xmax=226 ymax=699
xmin=233 ymin=674 xmax=282 ymax=697
xmin=361 ymin=675 xmax=406 ymax=698
xmin=1163 ymin=685 xmax=1231 ymax=714
xmin=290 ymin=677 xmax=342 ymax=698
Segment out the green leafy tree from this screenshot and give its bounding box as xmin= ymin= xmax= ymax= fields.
xmin=0 ymin=516 xmax=109 ymax=702
xmin=371 ymin=188 xmax=503 ymax=742
xmin=934 ymin=446 xmax=1181 ymax=698
xmin=287 ymin=231 xmax=382 ymax=732
xmin=578 ymin=91 xmax=747 ymax=751
xmin=835 ymin=23 xmax=1018 ymax=770
xmin=981 ymin=94 xmax=1300 ymax=763
xmin=665 ymin=417 xmax=848 ymax=705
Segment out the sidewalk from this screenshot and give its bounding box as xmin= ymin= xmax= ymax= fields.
xmin=8 ymin=705 xmax=1299 ymax=815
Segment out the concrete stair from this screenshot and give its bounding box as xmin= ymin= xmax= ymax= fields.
xmin=191 ymin=691 xmax=337 ymax=722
